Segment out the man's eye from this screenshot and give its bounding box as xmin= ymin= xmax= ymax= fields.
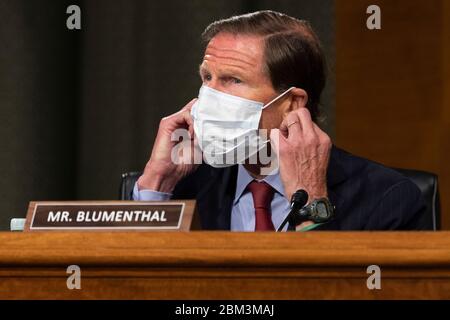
xmin=231 ymin=77 xmax=242 ymax=84
xmin=203 ymin=74 xmax=212 ymax=81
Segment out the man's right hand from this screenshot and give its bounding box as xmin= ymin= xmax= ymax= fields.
xmin=137 ymin=98 xmax=200 ymax=193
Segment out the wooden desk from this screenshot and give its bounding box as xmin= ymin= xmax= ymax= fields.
xmin=1 ymin=232 xmax=450 ymax=299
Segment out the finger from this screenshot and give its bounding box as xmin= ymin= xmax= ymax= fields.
xmin=279 ymin=117 xmax=289 ymax=138
xmin=173 ymin=108 xmax=193 ymax=126
xmin=187 ymin=114 xmax=194 ymax=139
xmin=183 ymin=98 xmax=197 ymax=112
xmin=313 ymin=122 xmax=332 ymax=146
xmin=284 ymin=111 xmax=302 ymax=139
xmin=166 ymin=98 xmax=196 ymax=128
xmin=296 ymin=107 xmax=315 ymax=134
xmin=270 ymin=128 xmax=288 ymax=155
xmin=184 ymin=98 xmax=198 ymax=138
xmin=183 ymin=110 xmax=194 ymax=138
xmin=270 ymin=128 xmax=280 ymax=154
xmin=170 ymin=109 xmax=194 ymax=140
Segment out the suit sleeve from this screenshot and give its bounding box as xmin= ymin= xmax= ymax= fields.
xmin=365 ymin=179 xmax=427 ymax=230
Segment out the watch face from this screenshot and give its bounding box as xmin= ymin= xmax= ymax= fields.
xmin=316 ymin=202 xmax=330 ymax=219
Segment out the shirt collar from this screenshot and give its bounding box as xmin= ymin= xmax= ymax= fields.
xmin=233 ymin=164 xmax=287 ymax=205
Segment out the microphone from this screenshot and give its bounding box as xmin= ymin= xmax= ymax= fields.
xmin=277 ymin=189 xmax=308 ymax=232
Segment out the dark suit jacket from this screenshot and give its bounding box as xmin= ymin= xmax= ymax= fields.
xmin=170 ymin=146 xmax=427 ymax=230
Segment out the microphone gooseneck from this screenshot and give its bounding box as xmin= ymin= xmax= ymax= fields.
xmin=277 ymin=189 xmax=308 ymax=232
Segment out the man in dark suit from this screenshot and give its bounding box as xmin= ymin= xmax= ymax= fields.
xmin=133 ymin=10 xmax=426 ymax=231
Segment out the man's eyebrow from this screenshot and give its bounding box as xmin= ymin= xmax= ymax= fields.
xmin=198 ymin=64 xmax=250 ymax=81
xmin=198 ymin=64 xmax=209 ymax=77
xmin=220 ymin=69 xmax=247 ymax=80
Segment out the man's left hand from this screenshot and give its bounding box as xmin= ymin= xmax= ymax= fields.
xmin=270 ymin=104 xmax=332 ymax=203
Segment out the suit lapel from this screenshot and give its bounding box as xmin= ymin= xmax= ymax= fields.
xmin=313 ymin=146 xmax=348 ymax=230
xmin=196 ymin=165 xmax=238 ymax=230
xmin=195 ymin=146 xmax=348 ymax=231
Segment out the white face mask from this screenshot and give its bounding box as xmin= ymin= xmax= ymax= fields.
xmin=191 ymin=85 xmax=294 ymax=168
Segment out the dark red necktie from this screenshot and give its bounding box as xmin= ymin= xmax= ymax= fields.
xmin=247 ymin=180 xmax=275 ymax=231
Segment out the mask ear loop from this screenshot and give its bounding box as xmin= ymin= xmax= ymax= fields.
xmin=262 ymin=87 xmax=296 ymax=110
xmin=258 ymin=87 xmax=296 ymax=149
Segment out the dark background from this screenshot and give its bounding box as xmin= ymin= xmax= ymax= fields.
xmin=0 ymin=0 xmax=335 ymax=230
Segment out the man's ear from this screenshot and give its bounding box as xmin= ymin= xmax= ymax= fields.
xmin=282 ymin=88 xmax=308 ymax=117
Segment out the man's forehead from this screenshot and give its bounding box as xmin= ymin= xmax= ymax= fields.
xmin=203 ymin=33 xmax=264 ymax=69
